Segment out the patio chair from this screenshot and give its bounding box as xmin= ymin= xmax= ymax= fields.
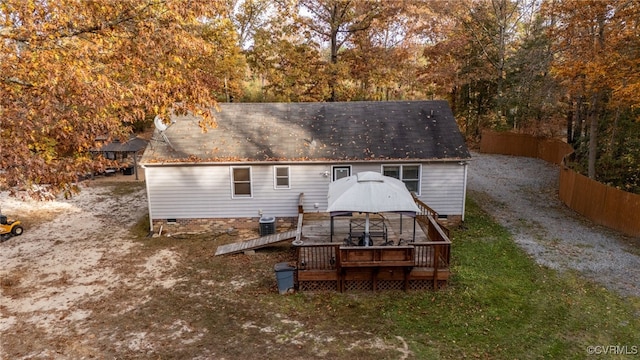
xmin=358 ymin=234 xmax=373 ymax=247
xmin=343 ymin=234 xmax=357 ymax=246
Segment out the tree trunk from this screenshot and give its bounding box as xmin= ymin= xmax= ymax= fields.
xmin=607 ymin=107 xmax=620 ymax=155
xmin=495 ymin=0 xmax=507 ymax=120
xmin=566 ymin=103 xmax=574 ymax=144
xmin=587 ymin=93 xmax=599 ymax=179
xmin=588 ymin=12 xmax=607 ymax=179
xmin=574 ymin=95 xmax=584 ymax=145
xmin=329 ymin=4 xmax=339 ymax=102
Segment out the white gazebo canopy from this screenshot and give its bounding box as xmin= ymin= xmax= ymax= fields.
xmin=327 ymin=171 xmax=420 ymax=245
xmin=327 ymin=171 xmax=420 ymax=216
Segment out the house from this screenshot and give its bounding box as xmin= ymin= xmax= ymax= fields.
xmin=139 ymin=101 xmax=471 ymax=233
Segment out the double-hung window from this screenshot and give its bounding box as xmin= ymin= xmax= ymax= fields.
xmin=382 ymin=165 xmax=421 ymax=194
xmin=231 ymin=166 xmax=252 ymax=198
xmin=274 ymin=166 xmax=290 ymax=189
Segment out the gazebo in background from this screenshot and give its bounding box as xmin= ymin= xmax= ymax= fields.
xmin=91 ymin=136 xmax=148 ymax=180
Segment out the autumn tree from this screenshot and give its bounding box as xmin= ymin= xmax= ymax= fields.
xmin=0 ymin=0 xmax=242 ymax=197
xmin=505 ymin=10 xmax=563 ymax=135
xmin=341 ymin=1 xmax=434 ymax=101
xmin=421 ymin=0 xmax=500 ymax=137
xmin=421 ymin=0 xmax=554 ymax=137
xmin=295 ymin=0 xmax=386 ymax=101
xmin=546 ymin=0 xmax=640 ymax=180
xmin=228 ymin=0 xmax=273 ymax=50
xmin=247 ymin=26 xmax=330 ymax=102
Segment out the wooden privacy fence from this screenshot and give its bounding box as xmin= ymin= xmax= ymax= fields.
xmin=480 ymin=130 xmax=640 ymax=237
xmin=479 ymin=130 xmax=573 ymax=165
xmin=559 ymin=168 xmax=640 ymax=237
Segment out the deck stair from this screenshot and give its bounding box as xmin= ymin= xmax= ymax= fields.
xmin=214 ymin=230 xmax=298 ymax=256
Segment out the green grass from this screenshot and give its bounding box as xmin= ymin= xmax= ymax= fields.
xmin=280 ymin=198 xmax=640 ymax=359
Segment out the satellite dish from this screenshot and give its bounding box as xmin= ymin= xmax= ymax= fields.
xmin=154 ymin=115 xmax=168 ymax=132
xmin=151 ymin=115 xmax=176 ymax=149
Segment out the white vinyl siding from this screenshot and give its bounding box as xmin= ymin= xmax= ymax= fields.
xmin=145 ymin=164 xmax=331 ymax=219
xmin=274 ymin=166 xmax=290 ymax=189
xmin=417 ymin=163 xmax=467 ymax=216
xmin=144 ymin=161 xmax=467 ymax=220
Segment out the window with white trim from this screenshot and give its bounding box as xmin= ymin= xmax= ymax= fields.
xmin=332 ymin=165 xmax=351 ymax=181
xmin=274 ymin=166 xmax=290 ymax=189
xmin=231 ymin=166 xmax=252 ymax=197
xmin=382 ymin=164 xmax=421 ymax=194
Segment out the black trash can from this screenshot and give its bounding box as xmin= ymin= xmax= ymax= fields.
xmin=274 ymin=262 xmax=295 ymax=294
xmin=259 ymin=216 xmax=276 ymax=236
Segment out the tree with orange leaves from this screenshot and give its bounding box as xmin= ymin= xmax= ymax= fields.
xmin=0 ymin=0 xmax=244 ymax=197
xmin=546 ymin=0 xmax=640 ymax=180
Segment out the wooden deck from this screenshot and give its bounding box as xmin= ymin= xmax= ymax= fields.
xmin=295 ymin=198 xmax=452 ymax=292
xmin=214 ymin=194 xmax=452 ymax=292
xmin=295 ymin=240 xmax=450 ymax=292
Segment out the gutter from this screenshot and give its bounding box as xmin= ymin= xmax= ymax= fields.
xmin=139 ymin=157 xmax=473 ymax=167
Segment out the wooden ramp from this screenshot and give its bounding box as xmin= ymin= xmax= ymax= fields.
xmin=214 ymin=230 xmax=298 ymax=256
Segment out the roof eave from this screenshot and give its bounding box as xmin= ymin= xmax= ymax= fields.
xmin=140 ymin=156 xmax=472 ymax=167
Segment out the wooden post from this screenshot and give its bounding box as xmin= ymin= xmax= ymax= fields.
xmin=297 ymin=193 xmax=304 ymax=213
xmin=133 ymin=151 xmax=139 ymax=180
xmin=433 ymin=245 xmax=440 ymax=290
xmin=330 ymin=216 xmax=334 ymax=242
xmin=413 ymin=217 xmax=416 ymax=242
xmin=337 ymin=248 xmax=343 ymax=292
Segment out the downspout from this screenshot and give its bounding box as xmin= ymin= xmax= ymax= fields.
xmin=461 ymin=162 xmax=468 ymax=222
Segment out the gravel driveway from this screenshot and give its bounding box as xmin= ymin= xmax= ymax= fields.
xmin=467 ymin=152 xmax=640 ymax=298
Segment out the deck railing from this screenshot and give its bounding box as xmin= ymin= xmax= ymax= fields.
xmin=297 ymin=244 xmax=340 ymax=270
xmin=412 ymin=195 xmax=452 ymax=268
xmin=296 ymin=241 xmax=449 ymax=271
xmin=413 ymin=242 xmax=450 ymax=268
xmin=296 ymin=192 xmax=452 ymax=271
xmin=412 ymin=194 xmax=451 ymax=239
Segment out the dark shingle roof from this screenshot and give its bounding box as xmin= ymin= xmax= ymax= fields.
xmin=141 ymin=101 xmax=470 ymax=164
xmin=93 ymin=137 xmax=148 ymax=153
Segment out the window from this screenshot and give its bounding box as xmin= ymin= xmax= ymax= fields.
xmin=274 ymin=166 xmax=290 ymax=189
xmin=231 ymin=167 xmax=252 ymax=197
xmin=382 ymin=164 xmax=421 ymax=194
xmin=332 ymin=165 xmax=351 ymax=181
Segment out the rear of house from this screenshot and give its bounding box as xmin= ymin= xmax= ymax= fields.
xmin=140 ymin=101 xmax=471 ymax=234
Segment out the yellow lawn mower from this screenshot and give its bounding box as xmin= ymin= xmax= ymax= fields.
xmin=0 ymin=212 xmax=23 ymax=242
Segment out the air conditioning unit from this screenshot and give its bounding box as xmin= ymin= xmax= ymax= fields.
xmin=259 ymin=216 xmax=276 ymax=236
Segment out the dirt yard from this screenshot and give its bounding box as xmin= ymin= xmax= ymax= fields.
xmin=1 ymin=180 xmax=413 ymax=359
xmin=0 ymin=181 xmax=155 ymax=357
